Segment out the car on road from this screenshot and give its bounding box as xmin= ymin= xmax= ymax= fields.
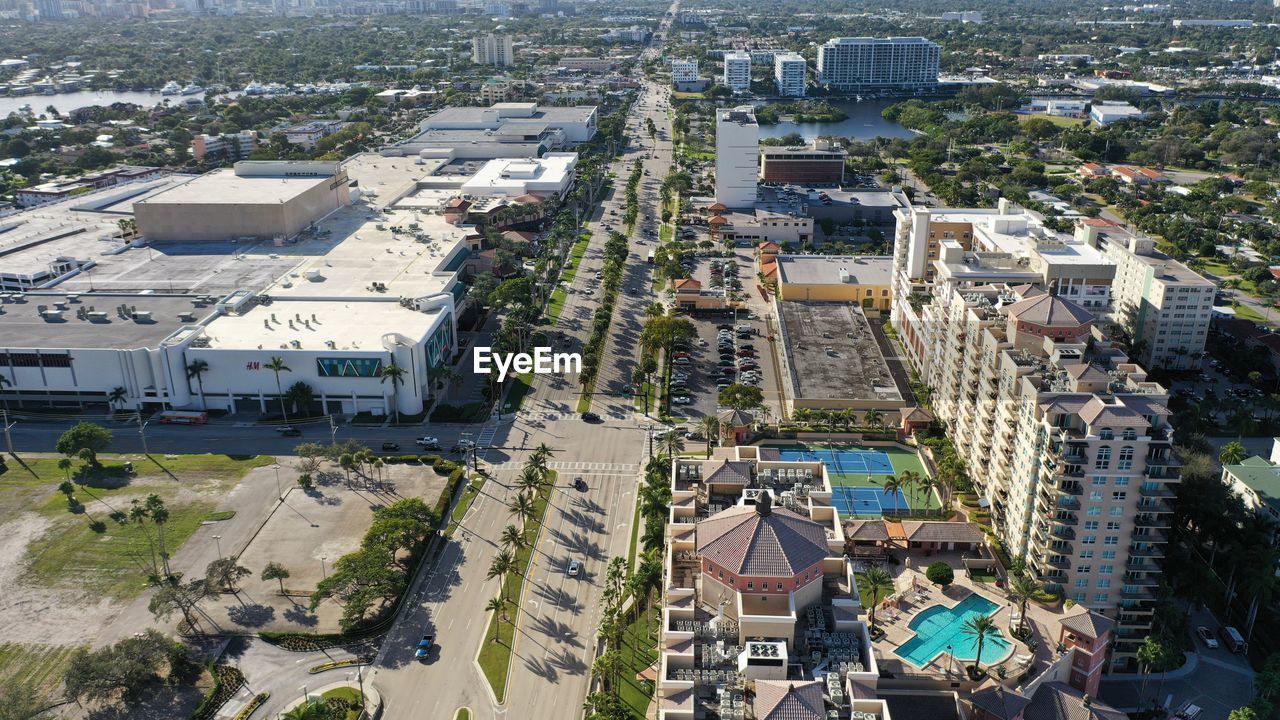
xmin=581 ymin=411 xmax=603 ymax=423
xmin=416 ymin=436 xmax=440 ymax=449
xmin=415 ymin=634 xmax=435 ymax=660
xmin=1195 ymin=626 xmax=1219 ymax=649
xmin=672 ymin=395 xmax=693 ymax=404
xmin=573 ymin=477 xmax=588 ymax=491
xmin=451 ymin=439 xmax=476 ymax=453
xmin=277 ymin=426 xmax=301 ymax=437
xmin=381 ymin=442 xmax=401 ymax=452
xmin=567 ymin=560 xmax=582 ymax=577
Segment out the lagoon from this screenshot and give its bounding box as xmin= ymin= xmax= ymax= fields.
xmin=757 ymin=98 xmax=917 ymax=142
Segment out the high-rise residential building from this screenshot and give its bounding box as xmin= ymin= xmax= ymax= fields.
xmin=192 ymin=131 xmax=259 ymax=161
xmin=472 ymin=33 xmax=515 ymax=66
xmin=889 ymin=200 xmax=1179 ymax=671
xmin=816 ymin=36 xmax=940 ymax=91
xmin=714 ymin=106 xmax=759 ymax=208
xmin=722 ymin=51 xmax=751 ymax=91
xmin=1078 ymin=220 xmax=1215 ymax=371
xmin=773 ymin=52 xmax=807 ymax=96
xmin=671 ymin=58 xmax=699 ymax=84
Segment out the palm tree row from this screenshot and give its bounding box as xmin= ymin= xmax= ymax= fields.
xmin=485 ymin=444 xmax=559 ymax=643
xmin=791 ymin=407 xmax=887 ymax=432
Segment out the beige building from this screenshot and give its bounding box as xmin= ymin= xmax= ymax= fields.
xmin=904 ymin=275 xmax=1177 ymax=672
xmin=1077 ymin=219 xmax=1214 ymax=371
xmin=774 ymin=254 xmax=892 ymax=310
xmin=472 ymin=33 xmax=515 ymax=66
xmin=135 ymin=161 xmax=351 ymax=243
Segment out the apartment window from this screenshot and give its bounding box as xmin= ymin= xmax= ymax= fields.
xmin=1115 ymin=477 xmax=1129 ymax=487
xmin=1106 ymin=521 xmax=1121 ymax=530
xmin=1118 ymin=447 xmax=1134 ymax=471
xmin=1089 ymin=491 xmax=1103 ymax=501
xmin=1104 ymin=536 xmax=1119 ymax=546
xmin=1088 ymin=506 xmax=1101 ymax=516
xmin=1100 ymin=565 xmax=1114 ymax=575
xmin=1083 ymin=535 xmax=1096 ymax=545
xmin=1095 ymin=447 xmax=1111 ymax=469
xmin=1092 ymin=476 xmax=1107 ymax=486
xmin=1112 ymin=491 xmax=1127 ymax=501
xmin=1122 ymin=428 xmax=1137 ymax=440
xmin=1095 ymin=593 xmax=1109 ymax=603
xmin=1097 ymin=579 xmax=1112 ymax=588
xmin=1077 ymin=565 xmax=1092 ymax=574
xmin=1084 ymin=521 xmax=1099 ymax=530
xmin=1080 ymin=550 xmax=1094 ymax=559
xmin=1099 ymin=428 xmax=1114 ymax=440
xmin=1075 ymin=579 xmax=1088 ymax=588
xmin=1102 ymin=550 xmax=1116 ymax=560
xmin=1074 ymin=592 xmax=1087 ymax=602
xmin=747 ymin=581 xmax=754 ymax=590
xmin=1109 ymin=507 xmax=1124 ymax=517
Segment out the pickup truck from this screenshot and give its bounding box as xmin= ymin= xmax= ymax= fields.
xmin=415 ymin=634 xmax=435 ymax=660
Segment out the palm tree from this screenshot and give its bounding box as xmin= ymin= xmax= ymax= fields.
xmin=963 ymin=614 xmax=999 ymax=675
xmin=896 ymin=470 xmax=922 ymax=507
xmin=699 ymin=415 xmax=720 ymax=456
xmin=862 ymin=567 xmax=894 ymax=632
xmin=1006 ymin=573 xmax=1039 ymax=632
xmin=881 ymin=474 xmax=905 ymax=511
xmin=282 ymin=698 xmax=329 ymax=720
xmin=508 ymin=492 xmax=537 ymax=529
xmin=380 ymin=362 xmax=407 ymax=424
xmin=500 ymin=524 xmax=528 ymax=553
xmin=487 ymin=549 xmax=518 ymax=601
xmin=516 ymin=467 xmax=543 ymax=496
xmin=186 ymin=359 xmax=209 ymax=407
xmin=1220 ymin=441 xmax=1247 ymax=466
xmin=529 ymin=443 xmax=557 ymax=480
xmin=659 ymin=429 xmax=685 ymax=459
xmin=265 ymin=356 xmax=293 ymax=424
xmin=57 ymin=457 xmax=73 ymax=482
xmin=485 ymin=596 xmax=509 ymax=641
xmin=863 ymin=408 xmax=884 ymax=431
xmin=107 ymin=386 xmax=128 ymax=411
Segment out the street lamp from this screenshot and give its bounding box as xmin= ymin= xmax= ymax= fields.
xmin=320 ymin=555 xmax=327 ymax=580
xmin=272 ymin=463 xmax=282 ymax=501
xmin=212 ymin=535 xmax=223 ymax=560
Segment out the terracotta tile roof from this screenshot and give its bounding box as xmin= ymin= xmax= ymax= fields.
xmin=844 ymin=519 xmax=889 ymax=541
xmin=707 ymin=202 xmax=728 ymax=212
xmin=703 ymin=459 xmax=753 ymax=485
xmin=901 ymin=407 xmax=934 ymax=423
xmin=900 ymin=521 xmax=986 ymax=544
xmin=969 ymin=682 xmax=1032 ymax=720
xmin=673 ymin=278 xmax=702 ymax=291
xmin=709 ymin=214 xmax=728 ymax=226
xmin=717 ymin=408 xmax=755 ymax=426
xmin=1023 ymin=682 xmax=1126 ymax=720
xmin=1078 ymin=397 xmax=1144 ymax=426
xmin=513 ymin=193 xmax=545 ymax=203
xmin=696 ymin=503 xmax=830 ymax=577
xmin=1059 ymin=608 xmax=1114 ymax=639
xmin=1064 ymin=363 xmax=1110 ymax=381
xmin=1004 ymin=294 xmax=1094 ymax=327
xmin=754 ymin=680 xmax=826 ymax=720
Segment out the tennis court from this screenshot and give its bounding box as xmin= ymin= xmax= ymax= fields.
xmin=774 ymin=443 xmax=937 ymax=514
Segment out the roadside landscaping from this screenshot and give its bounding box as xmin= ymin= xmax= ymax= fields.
xmin=477 ymin=468 xmax=556 ymax=702
xmin=576 ymin=231 xmax=630 ymax=411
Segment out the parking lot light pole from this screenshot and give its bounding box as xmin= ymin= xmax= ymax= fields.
xmin=320 ymin=555 xmax=327 ymax=580
xmin=272 ymin=463 xmax=282 ymax=501
xmin=212 ymin=534 xmax=223 ymax=561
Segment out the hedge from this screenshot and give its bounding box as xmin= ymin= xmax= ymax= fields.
xmin=233 ymin=693 xmax=269 ymax=720
xmin=189 ymin=664 xmax=245 ymax=720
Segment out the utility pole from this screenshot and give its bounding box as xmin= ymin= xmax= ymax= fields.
xmin=328 ymin=414 xmax=337 ymax=446
xmin=1 ymin=410 xmax=12 ymax=456
xmin=136 ymin=413 xmax=150 ymax=455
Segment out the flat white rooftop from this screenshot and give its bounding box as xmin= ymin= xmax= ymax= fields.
xmin=137 ymin=169 xmax=331 ymax=206
xmin=202 ymin=298 xmax=445 ymax=351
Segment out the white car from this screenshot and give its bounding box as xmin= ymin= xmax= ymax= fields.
xmin=567 ymin=560 xmax=582 ymax=577
xmin=1195 ymin=626 xmax=1219 ymax=649
xmin=415 ymin=436 xmax=440 ymax=449
xmin=672 ymin=396 xmax=694 ymax=405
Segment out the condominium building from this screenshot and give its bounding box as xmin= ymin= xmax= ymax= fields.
xmin=889 ymin=204 xmax=1179 ymax=672
xmin=192 ymin=131 xmax=258 ymax=161
xmin=472 ymin=33 xmax=515 ymax=66
xmin=816 ymin=37 xmax=939 ymax=91
xmin=714 ymin=105 xmax=759 ymax=208
xmin=773 ymin=52 xmax=807 ymax=97
xmin=1079 ymin=220 xmax=1215 ymax=371
xmin=671 ymin=58 xmax=700 ymax=84
xmin=722 ymin=51 xmax=751 ymax=91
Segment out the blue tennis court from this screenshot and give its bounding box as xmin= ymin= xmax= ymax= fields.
xmin=776 ymin=447 xmax=895 ymax=475
xmin=832 ymin=486 xmax=910 ymax=517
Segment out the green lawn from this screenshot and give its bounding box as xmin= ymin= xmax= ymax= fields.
xmin=504 ymin=372 xmax=536 ymax=413
xmin=1198 ymin=260 xmax=1234 ymax=278
xmin=455 ymin=710 xmax=471 ymax=720
xmin=1232 ymin=303 xmax=1280 ymax=328
xmin=617 ymin=606 xmax=661 ymax=719
xmin=477 ymin=475 xmax=555 ymax=702
xmin=658 ymin=224 xmax=673 ymax=243
xmin=0 ymin=642 xmax=84 ymax=707
xmin=445 ymin=477 xmax=485 ymax=540
xmin=13 ymin=453 xmax=272 ymax=600
xmin=545 ymin=287 xmax=569 ymax=325
xmin=576 ymin=385 xmax=594 ymax=413
xmin=1016 ymin=113 xmax=1086 ymax=128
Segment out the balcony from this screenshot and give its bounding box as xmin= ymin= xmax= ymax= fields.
xmin=1050 ymin=516 xmax=1079 ymax=532
xmin=1134 ymin=515 xmax=1169 ymax=530
xmin=1056 ymin=496 xmax=1081 ymax=510
xmin=1122 ymin=588 xmax=1155 ymax=601
xmin=1057 ymin=482 xmax=1084 ymax=495
xmin=1128 ymin=544 xmax=1164 ymax=558
xmin=1046 ymin=557 xmax=1072 ymax=570
xmin=1122 ymin=572 xmax=1159 ymax=587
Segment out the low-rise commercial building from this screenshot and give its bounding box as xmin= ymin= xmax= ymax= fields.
xmin=671 ymin=57 xmax=700 ymax=84
xmin=774 ymin=255 xmax=893 ymax=309
xmin=1090 ymin=102 xmax=1146 ymax=126
xmin=759 ymin=141 xmax=846 ymax=184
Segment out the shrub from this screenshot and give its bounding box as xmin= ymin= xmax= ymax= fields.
xmin=925 ymin=561 xmax=954 ymax=588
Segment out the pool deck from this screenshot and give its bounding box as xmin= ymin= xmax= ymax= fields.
xmin=860 ymin=555 xmax=1058 ymax=679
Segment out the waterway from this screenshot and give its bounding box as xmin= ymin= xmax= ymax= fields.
xmin=756 ymin=98 xmax=918 ymax=142
xmin=0 ymin=89 xmax=173 ymax=117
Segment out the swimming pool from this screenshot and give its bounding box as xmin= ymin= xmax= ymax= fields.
xmin=893 ymin=594 xmax=1011 ymax=668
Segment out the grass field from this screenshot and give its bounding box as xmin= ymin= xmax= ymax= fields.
xmin=477 ymin=474 xmax=555 ymax=702
xmin=504 ymin=372 xmax=536 ymax=413
xmin=1232 ymin=303 xmax=1280 ymax=328
xmin=0 ymin=642 xmax=83 ymax=706
xmin=776 ymin=443 xmax=938 ymax=510
xmin=9 ymin=453 xmax=272 ymax=600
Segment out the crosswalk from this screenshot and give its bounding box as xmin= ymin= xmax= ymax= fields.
xmin=485 ymin=460 xmax=639 ymax=475
xmin=475 ymin=424 xmax=498 ymax=448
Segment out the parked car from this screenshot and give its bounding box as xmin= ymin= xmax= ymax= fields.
xmin=672 ymin=396 xmax=693 ymax=405
xmin=1195 ymin=626 xmax=1219 ymax=649
xmin=278 ymin=426 xmax=301 ymax=437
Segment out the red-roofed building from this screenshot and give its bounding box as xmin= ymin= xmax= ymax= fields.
xmin=1077 ymin=162 xmax=1108 ymax=179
